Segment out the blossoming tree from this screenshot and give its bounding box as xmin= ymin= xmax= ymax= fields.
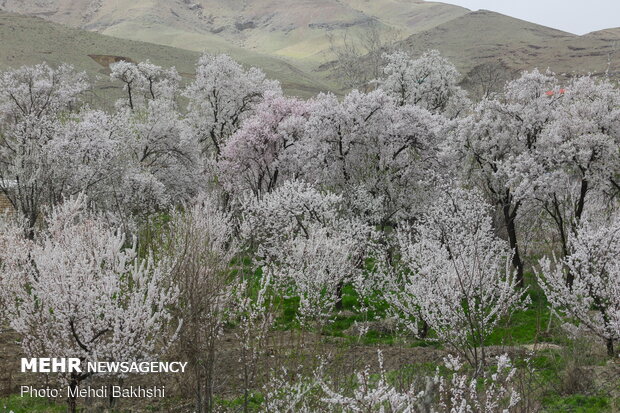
xmin=184 ymin=53 xmax=281 ymax=158
xmin=452 ymin=69 xmax=560 ymax=286
xmin=0 ymin=196 xmax=179 ymax=412
xmin=0 ymin=63 xmax=90 ymax=232
xmin=386 ymin=187 xmax=527 ymax=372
xmin=537 ymin=214 xmax=620 ymax=356
xmin=242 ymin=180 xmax=374 ymax=319
xmin=380 ymin=49 xmax=469 ymax=118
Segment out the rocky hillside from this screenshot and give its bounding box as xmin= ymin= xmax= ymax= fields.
xmin=393 ymin=10 xmax=619 ymax=80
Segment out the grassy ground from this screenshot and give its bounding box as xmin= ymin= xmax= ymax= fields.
xmin=542 ymin=395 xmax=611 ymax=412
xmin=0 ymin=395 xmax=64 ymax=413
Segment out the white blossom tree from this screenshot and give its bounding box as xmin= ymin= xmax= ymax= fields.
xmin=0 ymin=61 xmax=197 ymax=233
xmin=451 ymin=69 xmax=561 ymax=286
xmin=379 ymin=50 xmax=469 ymax=118
xmin=0 ymin=196 xmax=179 ymax=412
xmin=319 ymin=351 xmax=430 ymax=412
xmin=108 ymin=60 xmax=201 ymax=222
xmin=0 ymin=63 xmax=88 ymax=119
xmin=235 ymin=273 xmax=278 ymax=413
xmin=241 ymin=179 xmax=345 ymax=258
xmin=524 ymin=76 xmax=620 ymax=277
xmin=0 ymin=63 xmax=90 ymax=232
xmin=110 ymin=60 xmax=181 ymax=110
xmin=261 ymin=352 xmax=521 ymax=413
xmin=537 ymin=213 xmax=620 ymax=356
xmin=297 ymin=89 xmax=442 ymax=227
xmin=242 ymin=180 xmax=374 ymax=318
xmin=432 ymin=354 xmax=521 ymax=413
xmin=386 ymin=187 xmax=527 ymax=372
xmin=184 ymin=53 xmax=281 ymax=158
xmin=113 ymin=99 xmax=201 ymax=219
xmin=264 ymin=221 xmax=370 ymax=323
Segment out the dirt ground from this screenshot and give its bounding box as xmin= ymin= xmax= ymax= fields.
xmin=0 ymin=326 xmax=448 ymax=411
xmin=1 ymin=326 xmax=619 ymax=412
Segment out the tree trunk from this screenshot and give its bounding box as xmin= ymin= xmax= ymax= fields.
xmin=419 ymin=320 xmax=429 ymax=339
xmin=190 ymin=353 xmax=208 ymax=413
xmin=606 ymin=338 xmax=615 ymax=357
xmin=108 ymin=383 xmax=118 ymax=408
xmin=204 ymin=345 xmax=216 ymax=413
xmin=502 ymin=197 xmax=524 ymax=288
xmin=195 ymin=392 xmax=202 ymax=413
xmin=335 ymin=281 xmax=344 ymax=311
xmin=67 ymin=379 xmax=78 ymax=413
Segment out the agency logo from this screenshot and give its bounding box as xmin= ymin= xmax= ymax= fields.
xmin=21 ymin=358 xmax=188 ymax=374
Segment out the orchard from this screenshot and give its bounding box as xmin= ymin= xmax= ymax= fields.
xmin=0 ymin=51 xmax=619 ymax=412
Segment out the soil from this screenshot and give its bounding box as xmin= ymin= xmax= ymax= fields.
xmin=1 ymin=326 xmax=618 ymax=412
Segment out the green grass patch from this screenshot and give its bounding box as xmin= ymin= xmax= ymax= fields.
xmin=0 ymin=395 xmax=64 ymax=413
xmin=529 ymin=351 xmax=565 ymax=382
xmin=542 ymin=394 xmax=610 ymax=412
xmin=486 ymin=273 xmax=559 ymax=346
xmin=486 ymin=304 xmax=553 ymax=345
xmin=215 ymin=392 xmax=264 ymax=411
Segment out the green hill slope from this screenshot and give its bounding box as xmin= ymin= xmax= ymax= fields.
xmin=1 ymin=3 xmax=618 ymax=98
xmin=0 ymin=0 xmax=468 ymax=64
xmin=0 ymin=11 xmax=330 ymax=99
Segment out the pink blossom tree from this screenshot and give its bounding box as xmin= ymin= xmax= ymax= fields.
xmin=184 ymin=54 xmax=281 ymax=158
xmin=219 ymin=93 xmax=311 ymax=199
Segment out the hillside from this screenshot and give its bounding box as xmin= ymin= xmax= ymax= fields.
xmin=394 ymin=10 xmax=618 ymax=80
xmin=585 ymin=27 xmax=620 ymax=41
xmin=0 ymin=11 xmax=330 ymax=98
xmin=340 ymin=0 xmax=468 ymax=32
xmin=1 ymin=3 xmax=618 ymax=96
xmin=0 ymin=0 xmax=468 ymax=64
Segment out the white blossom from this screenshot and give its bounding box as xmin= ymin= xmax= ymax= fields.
xmin=0 ymin=196 xmax=179 ymax=386
xmin=537 ymin=213 xmax=620 ymax=356
xmin=386 ymin=187 xmax=527 ymax=371
xmin=380 ymin=50 xmax=469 ymax=118
xmin=184 ymin=53 xmax=281 ymax=158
